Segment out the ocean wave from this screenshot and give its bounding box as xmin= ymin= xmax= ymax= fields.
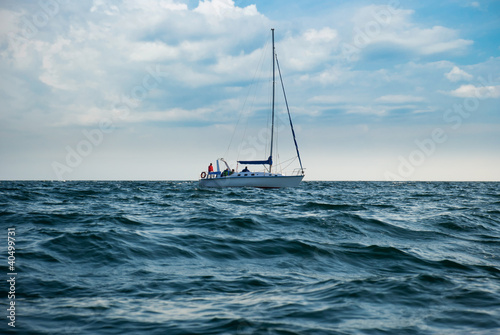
xmin=3 ymin=181 xmax=500 ymax=334
xmin=301 ymin=201 xmax=366 ymax=211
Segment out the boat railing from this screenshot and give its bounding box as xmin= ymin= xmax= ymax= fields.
xmin=292 ymin=168 xmax=306 ymax=176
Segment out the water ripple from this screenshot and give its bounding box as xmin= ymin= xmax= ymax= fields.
xmin=1 ymin=181 xmax=499 ymax=334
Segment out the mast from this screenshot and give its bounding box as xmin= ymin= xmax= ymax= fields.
xmin=269 ymin=28 xmax=275 ymax=173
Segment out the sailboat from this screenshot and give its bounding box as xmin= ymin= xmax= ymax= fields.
xmin=199 ymin=29 xmax=305 ymax=188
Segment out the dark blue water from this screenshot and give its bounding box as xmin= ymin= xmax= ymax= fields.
xmin=1 ymin=181 xmax=500 ymax=334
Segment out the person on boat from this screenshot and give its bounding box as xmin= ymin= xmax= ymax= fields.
xmin=242 ymin=166 xmax=250 ymax=172
xmin=230 ymin=169 xmax=235 ymax=175
xmin=208 ymin=163 xmax=214 ymax=173
xmin=222 ymin=168 xmax=229 ymax=177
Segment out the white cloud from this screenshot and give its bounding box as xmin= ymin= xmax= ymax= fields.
xmin=0 ymin=0 xmax=274 ymax=128
xmin=376 ymin=26 xmax=472 ymax=56
xmin=413 ymin=107 xmax=436 ymax=114
xmin=119 ymin=108 xmax=214 ymax=123
xmin=129 ymin=41 xmax=181 ymax=62
xmin=445 ymin=66 xmax=473 ymax=82
xmin=346 ymin=106 xmax=387 ymax=116
xmin=0 ymin=9 xmax=23 ymax=43
xmin=194 ymin=0 xmax=258 ymax=18
xmin=279 ymin=27 xmax=339 ymax=71
xmin=210 ymin=46 xmax=265 ymax=78
xmin=466 ymin=1 xmax=480 ymax=8
xmin=375 ymin=95 xmax=425 ymax=103
xmin=344 ymin=5 xmax=473 ymax=59
xmin=56 ymin=104 xmax=216 ymax=127
xmin=90 ymin=0 xmax=121 ymax=15
xmin=449 ymin=84 xmax=500 ymax=98
xmin=309 ymin=95 xmax=348 ymax=104
xmin=351 ymin=5 xmax=414 ymax=30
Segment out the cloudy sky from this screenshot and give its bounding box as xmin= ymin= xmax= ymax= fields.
xmin=1 ymin=0 xmax=499 ymax=181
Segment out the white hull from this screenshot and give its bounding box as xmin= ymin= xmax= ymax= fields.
xmin=199 ymin=174 xmax=304 ymax=188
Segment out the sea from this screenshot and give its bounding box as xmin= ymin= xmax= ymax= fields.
xmin=1 ymin=181 xmax=500 ymax=335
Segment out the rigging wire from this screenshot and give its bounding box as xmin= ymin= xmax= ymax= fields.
xmin=275 ymin=51 xmax=304 ymax=173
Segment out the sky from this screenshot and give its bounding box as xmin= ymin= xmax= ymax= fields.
xmin=0 ymin=0 xmax=499 ymax=181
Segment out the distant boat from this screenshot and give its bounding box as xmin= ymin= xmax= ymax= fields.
xmin=199 ymin=29 xmax=305 ymax=188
